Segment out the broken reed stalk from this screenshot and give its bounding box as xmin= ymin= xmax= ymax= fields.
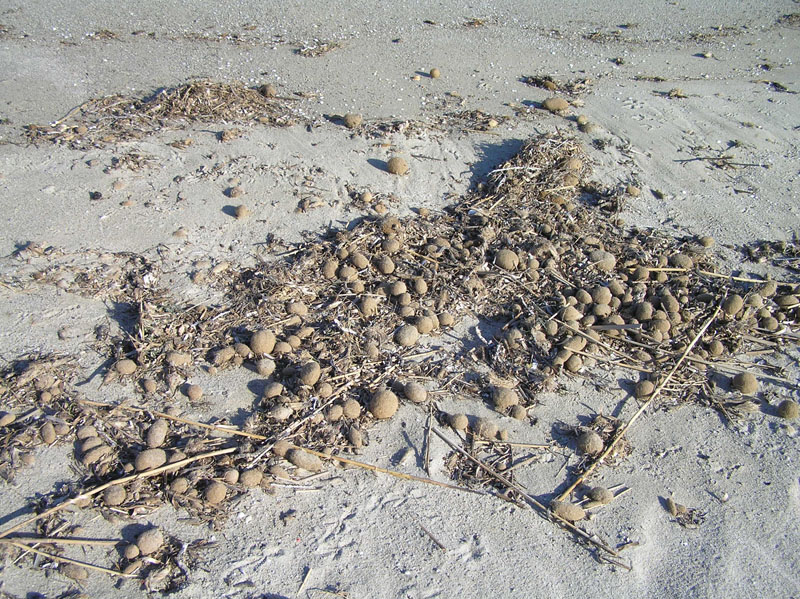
xmin=7 ymin=541 xmax=134 ymax=578
xmin=299 ymin=447 xmax=486 ymax=495
xmin=643 ymin=267 xmax=776 ymax=285
xmin=77 ymin=399 xmax=268 ymax=440
xmin=432 ymin=427 xmax=625 ymax=564
xmin=0 ymin=536 xmax=121 ymax=546
xmin=0 ymin=447 xmax=235 ymax=540
xmin=556 ymin=305 xmax=722 ymax=502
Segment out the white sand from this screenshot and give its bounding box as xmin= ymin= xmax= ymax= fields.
xmin=0 ymin=2 xmax=798 ymax=598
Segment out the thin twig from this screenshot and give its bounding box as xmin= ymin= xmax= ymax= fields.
xmin=0 ymin=536 xmax=121 ymax=547
xmin=7 ymin=541 xmax=135 ymax=578
xmin=0 ymin=447 xmax=235 ymax=539
xmin=298 ymin=448 xmax=485 ymax=495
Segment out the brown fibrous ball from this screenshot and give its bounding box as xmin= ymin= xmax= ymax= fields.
xmin=577 ymin=430 xmax=604 ymax=455
xmin=394 ymin=324 xmax=420 ymax=347
xmin=250 ymin=329 xmax=276 ymax=355
xmin=136 ymin=528 xmax=164 ymax=555
xmin=587 ymin=486 xmax=614 ymax=504
xmin=550 ymin=500 xmax=585 ymax=521
xmin=474 ymin=417 xmax=498 ymax=439
xmin=272 ymin=440 xmax=292 ymax=457
xmin=343 ymin=399 xmax=362 ymax=419
xmin=731 ymin=372 xmax=758 ymax=395
xmin=493 ymin=386 xmax=519 ymax=410
xmin=299 ymin=361 xmax=321 ymax=386
xmin=135 ymin=448 xmax=167 ymax=472
xmin=404 ymin=381 xmax=428 ymax=403
xmin=205 ymin=481 xmax=227 ymax=504
xmin=495 ymin=249 xmax=519 ymax=270
xmin=634 ymin=380 xmax=655 ymax=399
xmin=543 ymin=97 xmax=569 ymax=112
xmin=777 ymin=399 xmax=799 ymax=419
xmin=239 ymin=468 xmax=263 ymax=487
xmin=387 ymin=156 xmax=409 ymax=175
xmin=146 ymin=419 xmax=169 ymax=448
xmin=103 ymin=485 xmax=127 ymax=506
xmin=115 ymin=359 xmax=137 ymax=375
xmin=369 ymin=390 xmax=399 ymax=419
xmin=287 ymin=448 xmax=324 ymax=472
xmin=449 ymin=413 xmax=469 ymax=431
xmin=344 ymin=113 xmax=363 ymax=128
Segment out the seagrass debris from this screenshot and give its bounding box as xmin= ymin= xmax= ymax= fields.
xmin=25 ymin=80 xmax=300 ymax=150
xmin=1 ymin=129 xmax=798 ymax=581
xmin=432 ymin=427 xmax=629 ymax=568
xmin=555 ymin=305 xmax=722 ymax=502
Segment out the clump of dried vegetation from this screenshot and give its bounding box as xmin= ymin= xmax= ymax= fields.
xmin=2 ymin=118 xmax=798 ymax=582
xmin=25 ymin=80 xmax=299 ymax=150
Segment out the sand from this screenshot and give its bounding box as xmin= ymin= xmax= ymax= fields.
xmin=1 ymin=1 xmax=799 ymax=598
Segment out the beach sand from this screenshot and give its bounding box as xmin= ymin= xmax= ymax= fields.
xmin=0 ymin=2 xmax=798 ymax=598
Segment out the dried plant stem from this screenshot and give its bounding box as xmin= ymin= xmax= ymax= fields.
xmin=298 ymin=447 xmax=484 ymax=495
xmin=77 ymin=399 xmax=268 ymax=440
xmin=556 ymin=306 xmax=721 ymax=502
xmin=643 ymin=267 xmax=778 ymax=285
xmin=0 ymin=536 xmax=120 ymax=546
xmin=7 ymin=541 xmax=134 ymax=578
xmin=0 ymin=447 xmax=235 ymax=539
xmin=571 ymin=348 xmax=652 ymax=373
xmin=432 ymin=428 xmax=624 ymax=562
xmin=473 ymin=440 xmax=551 ymax=449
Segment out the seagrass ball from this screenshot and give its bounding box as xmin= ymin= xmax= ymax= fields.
xmin=369 ymin=390 xmax=398 ymax=419
xmin=495 ymin=249 xmax=519 ymax=270
xmin=493 ymin=387 xmax=519 ymax=410
xmin=404 ymin=381 xmax=428 ymax=403
xmin=543 ymin=97 xmax=569 ymax=112
xmin=136 ymin=528 xmax=164 ymax=555
xmin=777 ymin=399 xmax=799 ymax=419
xmin=250 ymin=329 xmax=276 ymax=355
xmin=577 ymin=430 xmax=603 ymax=455
xmin=205 ymin=481 xmax=227 ymax=504
xmin=115 ymin=359 xmax=137 ymax=375
xmin=731 ymin=372 xmax=758 ymax=395
xmin=550 ymin=500 xmax=585 ymax=521
xmin=450 ymin=413 xmax=468 ymax=430
xmin=587 ymin=486 xmax=614 ymax=504
xmin=387 ymin=157 xmax=409 ymax=175
xmin=344 ymin=113 xmax=363 ymax=128
xmin=394 ymin=324 xmax=420 ymax=346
